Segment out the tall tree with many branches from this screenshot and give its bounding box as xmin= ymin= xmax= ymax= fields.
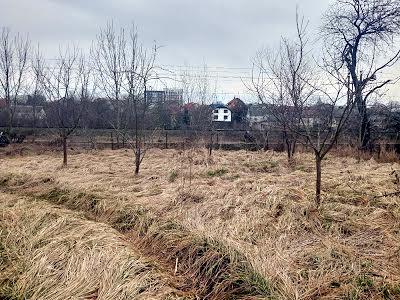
xmin=322 ymin=0 xmax=400 ymax=150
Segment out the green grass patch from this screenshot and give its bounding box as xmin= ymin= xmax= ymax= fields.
xmin=244 ymin=160 xmax=279 ymax=173
xmin=207 ymin=168 xmax=228 ymax=177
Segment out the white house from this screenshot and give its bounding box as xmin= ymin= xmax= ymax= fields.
xmin=211 ymin=104 xmax=232 ymax=122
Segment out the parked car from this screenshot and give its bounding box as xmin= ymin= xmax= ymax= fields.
xmin=0 ymin=132 xmax=10 ymax=147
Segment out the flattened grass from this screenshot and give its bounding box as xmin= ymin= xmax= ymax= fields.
xmin=0 ymin=194 xmax=176 ymax=300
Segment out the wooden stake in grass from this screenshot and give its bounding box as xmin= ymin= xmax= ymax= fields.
xmin=174 ymin=257 xmax=178 ymax=275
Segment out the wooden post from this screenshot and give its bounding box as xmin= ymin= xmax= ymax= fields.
xmin=165 ymin=131 xmax=168 ymax=149
xmin=111 ymin=132 xmax=114 ymax=150
xmin=209 ymin=131 xmax=213 ymax=156
xmin=377 ymin=143 xmax=381 ymax=160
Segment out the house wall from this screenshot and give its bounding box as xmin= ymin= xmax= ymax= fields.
xmin=213 ymin=108 xmax=232 ymax=122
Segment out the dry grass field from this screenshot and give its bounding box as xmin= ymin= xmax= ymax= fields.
xmin=1 ymin=147 xmax=399 ymax=299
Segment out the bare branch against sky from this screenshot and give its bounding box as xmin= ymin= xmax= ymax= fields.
xmin=0 ymin=0 xmax=399 ymax=101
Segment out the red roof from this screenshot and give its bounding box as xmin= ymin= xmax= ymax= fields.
xmin=182 ymin=102 xmax=198 ymax=111
xmin=227 ymin=97 xmax=247 ymax=113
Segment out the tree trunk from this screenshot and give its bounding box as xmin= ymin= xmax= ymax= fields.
xmin=63 ymin=135 xmax=68 ymax=167
xmin=6 ymin=106 xmax=12 ymax=135
xmin=360 ymin=107 xmax=371 ymax=149
xmin=291 ymin=140 xmax=296 ymax=158
xmin=209 ymin=132 xmax=213 ymax=157
xmin=264 ymin=131 xmax=269 ymax=151
xmin=315 ymin=153 xmax=322 ymax=207
xmin=134 ymin=153 xmax=140 ymax=175
xmin=32 ymin=103 xmax=37 ymax=142
xmin=285 ymin=137 xmax=292 ymax=161
xmin=355 ymin=89 xmax=371 ymax=150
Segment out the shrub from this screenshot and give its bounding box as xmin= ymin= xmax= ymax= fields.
xmin=168 ymin=170 xmax=178 ymax=183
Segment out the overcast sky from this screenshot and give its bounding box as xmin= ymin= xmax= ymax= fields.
xmin=1 ymin=0 xmax=399 ymax=102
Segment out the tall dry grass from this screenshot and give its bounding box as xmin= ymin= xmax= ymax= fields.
xmin=0 ymin=194 xmax=179 ymax=300
xmin=0 ymin=174 xmax=273 ymax=300
xmin=1 ymin=148 xmax=400 ymax=299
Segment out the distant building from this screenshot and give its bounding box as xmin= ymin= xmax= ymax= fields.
xmin=247 ymin=104 xmax=277 ymax=130
xmin=227 ymin=97 xmax=248 ymax=128
xmin=145 ymin=89 xmax=183 ymax=105
xmin=14 ymin=105 xmax=46 ymax=121
xmin=145 ymin=90 xmax=165 ymax=104
xmin=247 ymin=103 xmax=350 ymax=131
xmin=210 ymin=104 xmax=232 ymax=122
xmin=165 ymin=89 xmax=183 ymax=103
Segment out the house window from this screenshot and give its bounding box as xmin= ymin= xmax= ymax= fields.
xmin=224 ymin=109 xmax=228 ymax=113
xmin=214 ymin=115 xmax=218 ymax=120
xmin=214 ymin=109 xmax=218 ymax=113
xmin=224 ymin=115 xmax=228 ymax=120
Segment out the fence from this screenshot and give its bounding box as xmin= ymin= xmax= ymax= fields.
xmin=13 ymin=128 xmax=396 ymax=155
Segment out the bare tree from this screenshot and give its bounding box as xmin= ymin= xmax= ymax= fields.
xmin=249 ymin=12 xmax=358 ymax=206
xmin=31 ymin=43 xmax=45 ymax=134
xmin=122 ymin=24 xmax=158 ymax=175
xmin=248 ymin=13 xmax=313 ymax=161
xmin=92 ymin=22 xmax=126 ymax=146
xmin=180 ymin=63 xmax=217 ymax=155
xmin=322 ymin=0 xmax=400 ymax=149
xmin=41 ymin=46 xmax=92 ymax=166
xmin=0 ymin=27 xmax=30 ymax=133
xmin=290 ymin=15 xmax=358 ymax=206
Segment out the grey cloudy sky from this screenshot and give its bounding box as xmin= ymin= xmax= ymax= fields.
xmin=2 ymin=0 xmax=399 ymax=101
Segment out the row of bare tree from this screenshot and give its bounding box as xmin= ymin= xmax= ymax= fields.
xmin=0 ymin=23 xmax=159 ymax=173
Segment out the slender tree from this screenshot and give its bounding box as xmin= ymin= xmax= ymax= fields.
xmin=180 ymin=63 xmax=217 ymax=155
xmin=288 ymin=15 xmax=357 ymax=206
xmin=31 ymin=43 xmax=45 ymax=133
xmin=122 ymin=24 xmax=158 ymax=174
xmin=92 ymin=22 xmax=126 ymax=146
xmin=248 ymin=13 xmax=313 ymax=160
xmin=0 ymin=27 xmax=30 ymax=133
xmin=41 ymin=46 xmax=92 ymax=166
